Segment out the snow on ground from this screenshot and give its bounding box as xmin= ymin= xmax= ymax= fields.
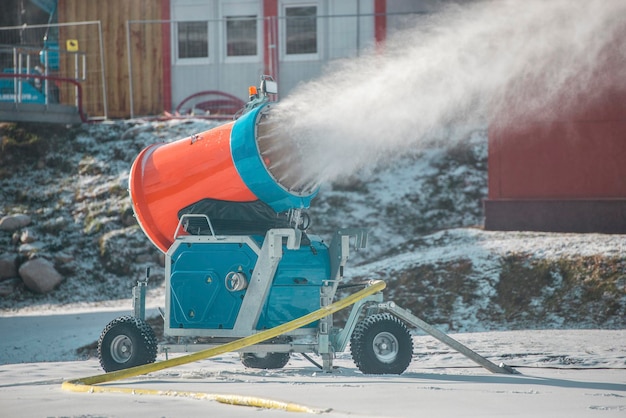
xmin=0 ymin=318 xmax=624 ymax=417
xmin=1 ymin=103 xmax=625 ymax=417
xmin=2 ymin=116 xmax=623 ymax=329
xmin=1 ymin=227 xmax=624 ymax=417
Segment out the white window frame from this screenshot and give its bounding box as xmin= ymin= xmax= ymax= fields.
xmin=174 ymin=20 xmax=211 ymax=65
xmin=220 ymin=1 xmax=262 ymax=64
xmin=280 ymin=1 xmax=323 ymax=62
xmin=171 ymin=0 xmax=213 ymax=65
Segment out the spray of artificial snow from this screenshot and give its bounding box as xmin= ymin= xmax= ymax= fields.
xmin=271 ymin=0 xmax=626 ymax=187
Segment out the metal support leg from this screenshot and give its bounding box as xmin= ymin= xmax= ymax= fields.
xmin=319 ymin=283 xmax=334 ymax=372
xmin=380 ymin=302 xmax=519 ymax=374
xmin=132 ymin=268 xmax=149 ymax=320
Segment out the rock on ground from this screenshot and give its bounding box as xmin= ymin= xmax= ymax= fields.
xmin=18 ymin=258 xmax=63 ymax=294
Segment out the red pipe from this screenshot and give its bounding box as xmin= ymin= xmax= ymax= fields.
xmin=0 ymin=73 xmax=87 ymax=123
xmin=374 ymin=0 xmax=387 ymax=50
xmin=174 ymin=90 xmax=245 ymax=115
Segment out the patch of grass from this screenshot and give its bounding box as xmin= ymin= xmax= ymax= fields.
xmin=107 ymin=183 xmax=128 ymax=199
xmin=495 ymin=254 xmax=555 ymax=321
xmin=323 ymin=194 xmax=350 ymax=212
xmin=385 ymin=258 xmax=477 ymax=328
xmin=40 ymin=216 xmax=69 ymax=234
xmin=78 ymin=156 xmax=103 ymax=175
xmin=1 ymin=122 xmax=43 ymax=149
xmin=554 ymin=256 xmax=625 ymax=320
xmin=494 ymin=254 xmax=626 ymax=327
xmin=0 ymin=122 xmax=75 ymax=166
xmin=331 ymin=177 xmax=369 ymax=193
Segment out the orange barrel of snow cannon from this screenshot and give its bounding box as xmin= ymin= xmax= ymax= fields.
xmin=129 ymin=103 xmax=318 ymax=253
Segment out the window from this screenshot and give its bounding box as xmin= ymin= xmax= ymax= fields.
xmin=285 ymin=5 xmax=317 ymax=55
xmin=226 ymin=15 xmax=257 ymax=57
xmin=177 ymin=21 xmax=208 ymax=59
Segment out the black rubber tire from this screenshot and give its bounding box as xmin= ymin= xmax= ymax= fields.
xmin=98 ymin=315 xmax=158 ymax=372
xmin=241 ymin=352 xmax=290 ymax=369
xmin=350 ymin=313 xmax=413 ymax=375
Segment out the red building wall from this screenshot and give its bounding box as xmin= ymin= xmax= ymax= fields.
xmin=485 ymin=38 xmax=626 ymax=233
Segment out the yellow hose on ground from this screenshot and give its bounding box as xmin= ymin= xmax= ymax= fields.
xmin=62 ymin=280 xmax=386 ymax=413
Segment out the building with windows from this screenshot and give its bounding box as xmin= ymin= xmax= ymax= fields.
xmin=51 ymin=0 xmax=438 ymax=118
xmin=167 ymin=0 xmax=387 ymax=116
xmin=8 ymin=0 xmax=623 ymax=233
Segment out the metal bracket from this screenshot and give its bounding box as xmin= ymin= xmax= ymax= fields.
xmin=380 ymin=302 xmax=520 ymax=374
xmin=333 ymin=292 xmax=384 ymax=353
xmin=233 ymin=228 xmax=302 ymax=332
xmin=174 ymin=214 xmax=217 ymax=239
xmin=328 ymin=228 xmax=368 ymax=295
xmin=132 ymin=267 xmax=150 ymax=320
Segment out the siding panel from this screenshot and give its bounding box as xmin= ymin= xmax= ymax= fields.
xmin=58 ymin=0 xmax=164 ymax=118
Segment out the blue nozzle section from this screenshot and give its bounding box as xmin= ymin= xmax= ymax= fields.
xmin=230 ymin=104 xmax=318 ymax=212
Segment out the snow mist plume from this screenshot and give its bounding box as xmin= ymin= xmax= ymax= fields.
xmin=270 ymin=0 xmax=626 ymax=188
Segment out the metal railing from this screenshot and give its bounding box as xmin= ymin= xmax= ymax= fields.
xmin=0 ymin=72 xmax=87 ymax=122
xmin=0 ymin=20 xmax=107 ymax=121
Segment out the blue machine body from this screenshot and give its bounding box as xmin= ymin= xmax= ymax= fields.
xmin=169 ymin=235 xmax=331 ymax=330
xmin=0 ymin=69 xmax=48 ymax=103
xmin=230 ymin=103 xmax=318 ymax=212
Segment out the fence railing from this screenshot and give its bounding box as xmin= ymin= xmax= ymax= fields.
xmin=0 ymin=21 xmax=107 ymax=121
xmin=0 ymin=72 xmax=88 ymax=122
xmin=0 ymin=13 xmax=422 ymax=121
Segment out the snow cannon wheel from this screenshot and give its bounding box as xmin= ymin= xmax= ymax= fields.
xmin=240 ymin=352 xmax=290 ymax=369
xmin=98 ymin=315 xmax=158 ymax=372
xmin=350 ymin=313 xmax=413 ymax=375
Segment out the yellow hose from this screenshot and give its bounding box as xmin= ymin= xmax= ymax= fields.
xmin=62 ymin=280 xmax=386 ymax=413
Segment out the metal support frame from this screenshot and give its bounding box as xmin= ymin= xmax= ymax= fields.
xmin=132 ymin=268 xmax=150 ymax=320
xmin=317 ymin=228 xmax=367 ymax=371
xmin=328 ymin=229 xmax=367 ymax=294
xmin=318 ymin=283 xmax=334 ymax=370
xmin=379 ymin=302 xmax=519 ymax=374
xmin=154 ymin=222 xmax=516 ymax=375
xmin=233 ymin=228 xmax=301 ymax=331
xmin=332 ymin=293 xmax=384 ymax=353
xmin=158 ymin=227 xmax=371 ymax=368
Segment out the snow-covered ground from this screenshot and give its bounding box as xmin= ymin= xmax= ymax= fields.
xmin=1 ymin=226 xmax=624 ymax=417
xmin=1 ymin=112 xmax=625 ymax=417
xmin=2 ymin=1 xmax=625 ymax=414
xmin=0 ymin=313 xmax=624 ymax=417
xmin=1 ymin=115 xmax=625 ymax=417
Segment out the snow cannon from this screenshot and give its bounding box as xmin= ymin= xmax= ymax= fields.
xmin=129 ymin=102 xmax=318 ymax=253
xmin=97 ymin=77 xmax=518 ymax=379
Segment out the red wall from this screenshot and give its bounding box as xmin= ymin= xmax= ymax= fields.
xmin=488 ymin=118 xmax=626 ymax=200
xmin=486 ymin=33 xmax=626 ymax=233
